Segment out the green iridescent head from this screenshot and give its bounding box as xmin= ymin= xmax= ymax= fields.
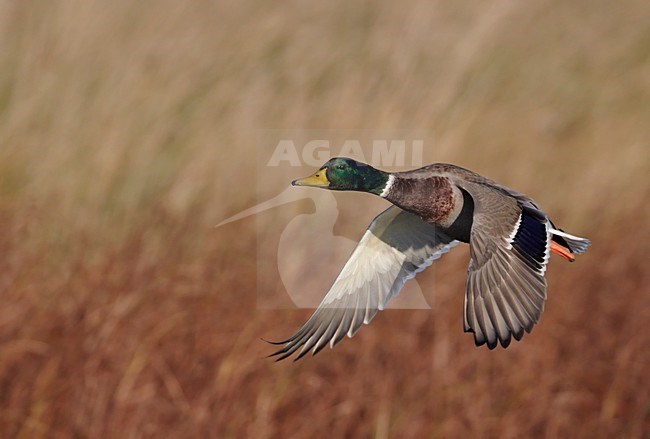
xmin=292 ymin=157 xmax=389 ymax=195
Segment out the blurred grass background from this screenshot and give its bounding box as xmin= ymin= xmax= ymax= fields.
xmin=0 ymin=0 xmax=649 ymax=437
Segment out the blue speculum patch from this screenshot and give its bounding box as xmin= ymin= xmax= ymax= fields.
xmin=512 ymin=209 xmax=547 ymax=270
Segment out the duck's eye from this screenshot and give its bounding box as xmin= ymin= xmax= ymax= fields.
xmin=336 ymin=165 xmax=345 ymax=170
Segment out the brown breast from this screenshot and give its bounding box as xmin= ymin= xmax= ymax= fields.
xmin=385 ymin=176 xmax=456 ymax=224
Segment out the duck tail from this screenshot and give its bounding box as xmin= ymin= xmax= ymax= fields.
xmin=550 ymin=227 xmax=590 ymax=255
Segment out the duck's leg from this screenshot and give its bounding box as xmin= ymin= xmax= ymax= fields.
xmin=550 ymin=241 xmax=575 ymax=262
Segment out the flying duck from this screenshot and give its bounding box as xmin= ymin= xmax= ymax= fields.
xmin=269 ymin=157 xmax=589 ymax=360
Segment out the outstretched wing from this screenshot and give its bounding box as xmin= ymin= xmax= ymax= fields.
xmin=269 ymin=205 xmax=458 ymax=361
xmin=459 ymin=181 xmax=551 ymax=349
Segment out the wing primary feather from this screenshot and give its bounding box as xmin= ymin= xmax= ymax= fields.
xmin=485 ymin=253 xmax=526 ymax=340
xmin=498 ymin=283 xmax=529 ymax=334
xmin=266 ymin=310 xmax=320 ymax=346
xmin=311 ymin=319 xmax=339 ymax=357
xmin=503 ymin=281 xmax=536 ymax=332
xmin=364 ymin=274 xmax=378 ymax=325
xmin=511 ymin=256 xmax=547 ymax=299
xmin=504 ymin=260 xmax=543 ymax=315
xmin=508 ymin=263 xmax=545 ymax=316
xmin=464 ymin=275 xmax=476 ymax=333
xmin=270 ymin=320 xmax=320 ymax=360
xmin=483 ymin=293 xmax=510 ymax=347
xmin=475 ymin=297 xmax=497 ymax=349
xmin=293 ymin=309 xmax=337 ymax=361
xmin=349 ymin=301 xmax=365 ymax=338
xmin=463 ymin=292 xmax=471 ymax=332
xmin=290 ymin=320 xmax=328 ymax=361
xmin=492 ymin=290 xmax=521 ymax=339
xmin=330 ymin=307 xmax=351 ymax=348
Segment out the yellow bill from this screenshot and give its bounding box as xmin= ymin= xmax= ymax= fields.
xmin=292 ymin=168 xmax=329 ymax=188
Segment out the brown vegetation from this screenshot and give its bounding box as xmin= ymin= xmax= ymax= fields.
xmin=0 ymin=0 xmax=648 ymax=437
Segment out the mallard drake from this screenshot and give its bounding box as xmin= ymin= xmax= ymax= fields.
xmin=269 ymin=157 xmax=589 ymax=360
